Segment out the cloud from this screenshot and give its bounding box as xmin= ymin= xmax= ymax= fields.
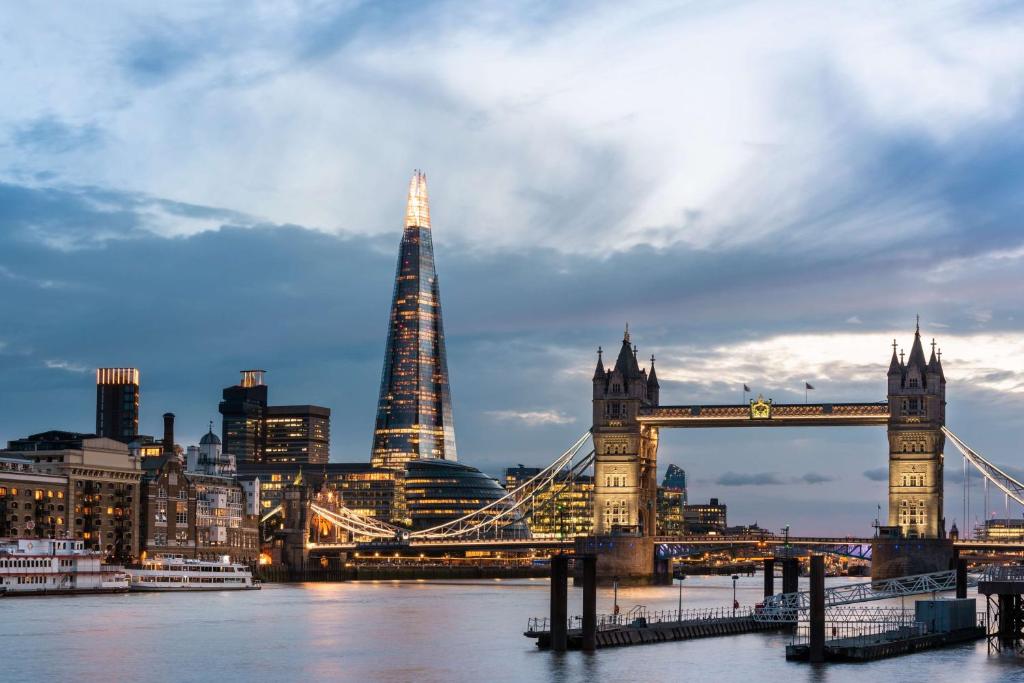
xmin=44 ymin=360 xmax=89 ymax=374
xmin=3 ymin=2 xmax=1024 ymax=254
xmin=799 ymin=472 xmax=835 ymax=484
xmin=846 ymin=316 xmax=862 ymax=325
xmin=863 ymin=468 xmax=889 ymax=482
xmin=485 ymin=410 xmax=576 ymax=426
xmin=716 ymin=472 xmax=786 ymax=486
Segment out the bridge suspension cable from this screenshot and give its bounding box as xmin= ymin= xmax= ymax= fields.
xmin=942 ymin=427 xmax=1024 ymax=507
xmin=310 ymin=503 xmax=407 ymax=540
xmin=408 ymin=430 xmax=594 ymax=540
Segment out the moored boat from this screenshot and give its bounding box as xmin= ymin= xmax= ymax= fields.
xmin=127 ymin=554 xmax=260 ymax=591
xmin=0 ymin=538 xmax=129 ymax=595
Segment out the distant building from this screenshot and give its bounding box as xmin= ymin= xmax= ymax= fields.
xmin=504 ymin=466 xmax=593 ymax=539
xmin=405 ymin=459 xmax=526 ymax=536
xmin=140 ymin=456 xmax=258 ymax=563
xmin=683 ymin=498 xmax=727 ymax=534
xmin=978 ymin=518 xmax=1024 ymax=541
xmin=236 ymin=463 xmax=407 ymax=525
xmin=264 ymin=405 xmax=330 ymax=464
xmin=657 ymin=464 xmax=688 ymax=536
xmin=371 ymin=171 xmax=458 ymax=469
xmin=95 ymin=368 xmax=140 ymax=442
xmin=3 ymin=431 xmax=143 ymax=562
xmin=185 ymin=425 xmax=237 ymax=476
xmin=218 ymin=371 xmax=330 ymax=465
xmin=219 ymin=370 xmax=269 ymax=464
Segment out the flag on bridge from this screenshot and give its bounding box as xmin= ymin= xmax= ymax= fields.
xmin=804 ymin=382 xmax=814 ymax=404
xmin=743 ymin=383 xmax=751 ymax=393
xmin=805 ymin=382 xmax=815 ymax=390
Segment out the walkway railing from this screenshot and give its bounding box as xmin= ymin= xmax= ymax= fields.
xmin=790 ymin=608 xmax=990 ymax=646
xmin=526 ymin=605 xmax=755 ymax=634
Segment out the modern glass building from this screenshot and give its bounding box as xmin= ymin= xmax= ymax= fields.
xmin=405 ymin=459 xmax=527 ymax=537
xmin=264 ymin=405 xmax=331 ymax=464
xmin=219 ymin=370 xmax=268 ymax=464
xmin=95 ymin=368 xmax=140 ymax=442
xmin=504 ymin=466 xmax=593 ymax=539
xmin=371 ymin=171 xmax=458 ymax=469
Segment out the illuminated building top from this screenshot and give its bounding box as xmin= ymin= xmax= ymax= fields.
xmin=371 ymin=171 xmax=457 ymax=468
xmin=404 ymin=169 xmax=431 ymax=230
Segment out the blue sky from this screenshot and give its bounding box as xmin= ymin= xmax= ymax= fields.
xmin=1 ymin=1 xmax=1023 ymax=534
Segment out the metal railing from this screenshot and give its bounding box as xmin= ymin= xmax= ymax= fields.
xmin=527 ymin=605 xmax=755 ymax=634
xmin=756 ymin=568 xmax=984 ymax=622
xmin=979 ymin=564 xmax=1024 ymax=582
xmin=790 ymin=608 xmax=991 ymax=646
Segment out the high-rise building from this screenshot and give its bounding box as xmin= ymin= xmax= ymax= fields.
xmin=683 ymin=498 xmax=727 ymax=534
xmin=219 ymin=370 xmax=268 ymax=464
xmin=95 ymin=368 xmax=140 ymax=442
xmin=657 ymin=464 xmax=688 ymax=536
xmin=371 ymin=171 xmax=457 ymax=469
xmin=264 ymin=405 xmax=330 ymax=464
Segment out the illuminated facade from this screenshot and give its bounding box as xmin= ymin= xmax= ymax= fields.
xmin=405 ymin=460 xmax=526 ymax=536
xmin=657 ymin=464 xmax=687 ymax=536
xmin=371 ymin=171 xmax=458 ymax=469
xmin=887 ymin=322 xmax=946 ymax=538
xmin=504 ymin=467 xmax=593 ymax=539
xmin=96 ymin=368 xmax=140 ymax=442
xmin=683 ymin=498 xmax=727 ymax=534
xmin=264 ymin=405 xmax=330 ymax=464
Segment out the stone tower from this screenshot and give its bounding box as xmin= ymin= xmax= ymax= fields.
xmin=592 ymin=327 xmax=660 ymax=536
xmin=886 ymin=320 xmax=946 ymax=538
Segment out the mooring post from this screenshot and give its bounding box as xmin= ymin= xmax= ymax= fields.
xmin=763 ymin=558 xmax=775 ymax=598
xmin=782 ymin=557 xmax=799 ymax=595
xmin=550 ymin=554 xmax=569 ymax=652
xmin=581 ymin=555 xmax=597 ymax=652
xmin=809 ymin=555 xmax=825 ymax=663
xmin=956 ymin=558 xmax=967 ymax=600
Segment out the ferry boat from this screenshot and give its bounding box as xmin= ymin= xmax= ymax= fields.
xmin=0 ymin=538 xmax=130 ymax=596
xmin=127 ymin=554 xmax=260 ymax=591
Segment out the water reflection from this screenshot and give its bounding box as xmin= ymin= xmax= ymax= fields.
xmin=0 ymin=576 xmax=1018 ymax=682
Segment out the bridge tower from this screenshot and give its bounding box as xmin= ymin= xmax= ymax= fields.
xmin=592 ymin=327 xmax=659 ymax=536
xmin=886 ymin=321 xmax=946 ymax=539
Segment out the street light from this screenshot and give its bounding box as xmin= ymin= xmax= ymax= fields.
xmin=731 ymin=574 xmax=740 ymax=616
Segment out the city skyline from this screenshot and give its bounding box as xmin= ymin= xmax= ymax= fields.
xmin=2 ymin=2 xmax=1024 ymax=535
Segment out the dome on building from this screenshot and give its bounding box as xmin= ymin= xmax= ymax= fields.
xmin=404 ymin=459 xmax=529 ymax=538
xmin=199 ymin=427 xmax=221 ymax=446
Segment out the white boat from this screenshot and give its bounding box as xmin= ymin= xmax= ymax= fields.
xmin=0 ymin=538 xmax=130 ymax=596
xmin=127 ymin=554 xmax=261 ymax=591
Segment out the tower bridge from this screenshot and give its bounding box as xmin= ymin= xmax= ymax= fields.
xmin=271 ymin=320 xmax=1024 ymax=582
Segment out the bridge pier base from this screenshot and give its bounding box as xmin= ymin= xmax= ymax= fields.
xmin=809 ymin=555 xmax=825 ymax=663
xmin=575 ymin=536 xmax=655 ymax=584
xmin=782 ymin=558 xmax=800 ymax=595
xmin=550 ymin=555 xmax=569 ymax=652
xmin=763 ymin=558 xmax=775 ymax=598
xmin=581 ymin=556 xmax=597 ymax=652
xmin=871 ymin=538 xmax=954 ymax=581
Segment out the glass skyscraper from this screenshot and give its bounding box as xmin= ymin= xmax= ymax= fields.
xmin=371 ymin=171 xmax=458 ymax=469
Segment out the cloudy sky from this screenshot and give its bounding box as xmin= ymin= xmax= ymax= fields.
xmin=2 ymin=1 xmax=1023 ymax=535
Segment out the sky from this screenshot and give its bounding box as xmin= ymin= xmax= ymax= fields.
xmin=1 ymin=1 xmax=1023 ymax=535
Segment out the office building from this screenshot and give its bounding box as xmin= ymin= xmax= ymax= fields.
xmin=657 ymin=464 xmax=687 ymax=536
xmin=371 ymin=171 xmax=458 ymax=469
xmin=236 ymin=462 xmax=406 ymax=525
xmin=504 ymin=466 xmax=593 ymax=539
xmin=683 ymin=498 xmax=728 ymax=534
xmin=95 ymin=368 xmax=140 ymax=442
xmin=219 ymin=369 xmax=269 ymax=464
xmin=405 ymin=459 xmax=526 ymax=537
xmin=264 ymin=405 xmax=330 ymax=464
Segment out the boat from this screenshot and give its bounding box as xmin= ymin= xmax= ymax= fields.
xmin=127 ymin=554 xmax=261 ymax=591
xmin=0 ymin=538 xmax=130 ymax=596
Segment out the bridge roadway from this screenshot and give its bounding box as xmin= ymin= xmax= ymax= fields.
xmin=308 ymin=535 xmax=1024 ymax=555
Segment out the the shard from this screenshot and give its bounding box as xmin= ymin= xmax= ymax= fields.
xmin=371 ymin=170 xmax=458 ymax=468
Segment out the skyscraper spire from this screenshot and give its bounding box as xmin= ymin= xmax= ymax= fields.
xmin=372 ymin=171 xmax=456 ymax=468
xmin=405 ymin=169 xmax=431 ymax=230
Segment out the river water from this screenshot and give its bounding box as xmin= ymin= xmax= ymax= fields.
xmin=2 ymin=575 xmax=1022 ymax=682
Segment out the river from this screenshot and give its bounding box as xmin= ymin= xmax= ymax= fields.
xmin=2 ymin=575 xmax=1022 ymax=682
